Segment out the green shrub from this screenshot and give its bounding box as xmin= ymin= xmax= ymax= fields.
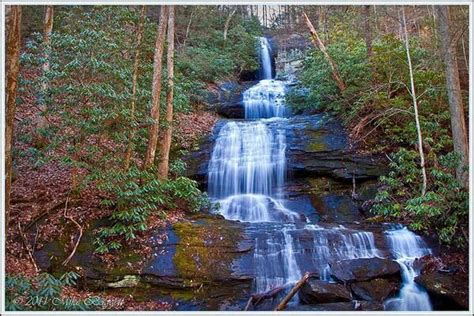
xmin=94 ymin=166 xmax=209 ymax=254
xmin=372 ymin=149 xmax=468 ymax=246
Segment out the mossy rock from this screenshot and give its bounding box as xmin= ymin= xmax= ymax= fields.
xmin=172 ymin=217 xmax=242 ymax=282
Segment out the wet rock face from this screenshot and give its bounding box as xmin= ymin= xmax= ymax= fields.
xmin=299 ymin=278 xmax=352 ymax=304
xmin=203 ymin=81 xmax=257 ymax=119
xmin=350 ymin=278 xmax=400 ymax=302
xmin=184 ymin=114 xmax=387 ymax=184
xmin=286 ymin=115 xmax=386 ymax=181
xmin=415 ymin=272 xmax=469 ymax=310
xmin=330 ymin=257 xmax=401 ymax=283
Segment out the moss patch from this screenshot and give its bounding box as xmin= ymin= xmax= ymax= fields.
xmin=304 ymin=131 xmax=329 ymax=152
xmin=173 ymin=217 xmax=242 ymax=284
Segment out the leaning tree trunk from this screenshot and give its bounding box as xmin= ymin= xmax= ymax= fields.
xmin=436 ymin=5 xmax=469 ymax=187
xmin=303 ymin=11 xmax=346 ymax=92
xmin=144 ymin=6 xmax=168 ymax=169
xmin=36 ymin=5 xmax=54 ymax=136
xmin=157 ymin=6 xmax=175 ymax=180
xmin=124 ymin=5 xmax=146 ymax=170
xmin=402 ymin=7 xmax=427 ymax=196
xmin=5 ymin=5 xmax=22 ymax=227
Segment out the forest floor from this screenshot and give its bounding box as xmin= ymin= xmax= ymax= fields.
xmin=6 ymin=68 xmax=219 ymax=310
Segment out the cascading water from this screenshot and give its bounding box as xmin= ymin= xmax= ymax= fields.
xmin=208 ymin=37 xmax=305 ymax=291
xmin=243 ymin=80 xmax=286 ymax=119
xmin=259 ymin=37 xmax=272 ymax=79
xmin=206 ymin=37 xmax=433 ymax=310
xmin=384 ymin=226 xmax=432 ymax=311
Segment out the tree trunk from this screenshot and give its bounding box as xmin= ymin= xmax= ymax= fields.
xmin=402 ymin=7 xmax=427 ymax=196
xmin=37 ymin=6 xmax=54 ymax=133
xmin=436 ymin=6 xmax=469 ymax=187
xmin=303 ymin=11 xmax=346 ymax=92
xmin=223 ymin=8 xmax=237 ymax=41
xmin=157 ymin=6 xmax=175 ymax=180
xmin=274 ymin=272 xmax=313 ymax=311
xmin=144 ymin=6 xmax=168 ymax=169
xmin=183 ymin=7 xmax=194 ymax=47
xmin=124 ymin=5 xmax=146 ymax=170
xmin=5 ymin=5 xmax=22 ymax=227
xmin=362 ymin=5 xmax=372 ymax=59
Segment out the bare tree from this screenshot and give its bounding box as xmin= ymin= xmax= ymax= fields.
xmin=33 ymin=5 xmax=54 ymax=146
xmin=303 ymin=11 xmax=346 ymax=92
xmin=436 ymin=5 xmax=469 ymax=187
xmin=362 ymin=5 xmax=372 ymax=59
xmin=124 ymin=6 xmax=146 ymax=170
xmin=157 ymin=6 xmax=175 ymax=179
xmin=223 ymin=7 xmax=237 ymax=41
xmin=183 ymin=7 xmax=195 ymax=47
xmin=5 ymin=5 xmax=22 ymax=225
xmin=402 ymin=7 xmax=427 ymax=196
xmin=144 ymin=6 xmax=168 ymax=169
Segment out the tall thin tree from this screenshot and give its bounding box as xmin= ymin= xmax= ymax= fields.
xmin=436 ymin=5 xmax=469 ymax=187
xmin=158 ymin=6 xmax=175 ymax=179
xmin=36 ymin=5 xmax=54 ymax=139
xmin=124 ymin=6 xmax=146 ymax=170
xmin=362 ymin=5 xmax=372 ymax=59
xmin=223 ymin=7 xmax=237 ymax=41
xmin=5 ymin=5 xmax=22 ymax=226
xmin=402 ymin=7 xmax=427 ymax=196
xmin=144 ymin=6 xmax=168 ymax=169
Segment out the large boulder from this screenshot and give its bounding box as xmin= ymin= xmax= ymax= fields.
xmin=415 ymin=272 xmax=468 ymax=310
xmin=299 ymin=278 xmax=352 ymax=304
xmin=330 ymin=258 xmax=401 ymax=283
xmin=350 ymin=278 xmax=400 ymax=301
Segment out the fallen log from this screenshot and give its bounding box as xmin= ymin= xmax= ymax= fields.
xmin=244 ymin=286 xmax=285 ymax=311
xmin=274 ymin=272 xmax=315 ymax=311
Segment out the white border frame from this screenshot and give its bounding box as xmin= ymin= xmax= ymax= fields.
xmin=1 ymin=1 xmax=472 ymax=315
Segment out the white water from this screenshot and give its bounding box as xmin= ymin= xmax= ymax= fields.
xmin=259 ymin=37 xmax=272 ymax=79
xmin=384 ymin=227 xmax=432 ymax=311
xmin=243 ymin=80 xmax=286 ymax=119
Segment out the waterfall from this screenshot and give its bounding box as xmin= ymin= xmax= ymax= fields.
xmin=259 ymin=37 xmax=272 ymax=79
xmin=206 ymin=36 xmax=417 ymax=310
xmin=384 ymin=227 xmax=432 ymax=311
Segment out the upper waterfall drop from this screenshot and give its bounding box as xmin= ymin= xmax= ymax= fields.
xmin=259 ymin=37 xmax=272 ymax=80
xmin=244 ymin=37 xmax=287 ymax=119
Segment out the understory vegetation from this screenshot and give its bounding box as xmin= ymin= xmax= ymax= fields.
xmin=18 ymin=6 xmax=261 ymax=253
xmin=289 ymin=7 xmax=468 ymax=247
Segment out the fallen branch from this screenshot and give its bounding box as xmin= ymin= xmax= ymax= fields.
xmin=244 ymin=297 xmax=253 ymax=311
xmin=62 ymin=197 xmax=83 ymax=266
xmin=18 ymin=222 xmax=39 ymax=273
xmin=244 ymin=286 xmax=285 ymax=310
xmin=274 ymin=272 xmax=314 ymax=311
